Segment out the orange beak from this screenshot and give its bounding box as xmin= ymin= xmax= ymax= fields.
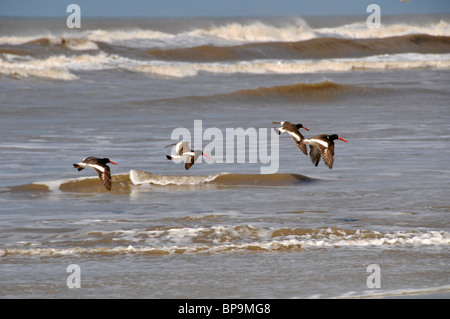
xmin=202 ymin=153 xmax=212 ymax=159
xmin=110 ymin=161 xmax=118 ymax=165
xmin=338 ymin=137 xmax=348 ymax=143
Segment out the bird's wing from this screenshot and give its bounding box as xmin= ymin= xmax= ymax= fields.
xmin=83 ymin=156 xmax=98 ymax=164
xmin=308 ymin=144 xmax=322 ymax=167
xmin=165 ymin=141 xmax=191 ymax=155
xmin=297 ymin=142 xmax=308 ymax=155
xmin=184 ymin=155 xmax=195 ymax=170
xmin=94 ymin=166 xmax=112 ymax=190
xmin=321 ymin=143 xmax=335 ymax=169
xmin=184 ymin=151 xmax=202 ymax=170
xmin=177 ymin=142 xmax=191 ymax=155
xmin=288 ymin=129 xmax=304 ymax=143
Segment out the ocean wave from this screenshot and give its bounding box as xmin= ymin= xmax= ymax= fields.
xmin=129 ymin=169 xmax=221 ymax=186
xmin=0 ymin=35 xmax=99 ymax=51
xmin=5 ymin=170 xmax=313 ymax=194
xmin=316 ymin=20 xmax=450 ymax=39
xmin=5 ymin=52 xmax=449 ymax=81
xmin=128 ymin=53 xmax=450 ymax=78
xmin=0 ymin=52 xmax=134 ymax=80
xmin=130 ymin=169 xmax=312 ymax=186
xmin=1 ymin=19 xmax=448 ymax=51
xmin=191 ymin=19 xmax=450 ymax=42
xmin=2 ymin=226 xmax=448 ymax=257
xmin=343 ymin=284 xmax=450 ymax=299
xmin=189 ymin=19 xmax=315 ymax=43
xmin=2 ymin=49 xmax=449 ymax=82
xmin=146 ymin=34 xmax=450 ymax=62
xmin=136 ymin=80 xmax=391 ymax=106
xmin=0 ymin=19 xmax=314 ymax=47
xmin=2 ymin=33 xmax=449 ymax=80
xmin=210 ymin=80 xmax=379 ymax=103
xmin=86 ymin=28 xmax=172 ymax=44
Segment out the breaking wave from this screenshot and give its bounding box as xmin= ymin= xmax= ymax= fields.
xmin=0 ymin=52 xmax=118 ymax=80
xmin=1 ymin=19 xmax=449 ymax=46
xmin=4 ymin=169 xmax=314 ymax=194
xmin=1 ymin=17 xmax=449 ymax=80
xmin=128 ymin=53 xmax=450 ymax=78
xmin=2 ymin=226 xmax=448 ymax=257
xmin=2 ymin=51 xmax=448 ymax=81
xmin=130 ymin=169 xmax=313 ymax=186
xmin=146 ymin=34 xmax=450 ymax=62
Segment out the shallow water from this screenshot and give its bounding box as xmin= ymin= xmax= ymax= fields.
xmin=0 ymin=15 xmax=449 ymax=299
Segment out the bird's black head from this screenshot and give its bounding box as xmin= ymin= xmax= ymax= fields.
xmin=103 ymin=158 xmax=118 ymax=165
xmin=328 ymin=134 xmax=339 ymax=140
xmin=295 ymin=123 xmax=310 ymax=131
xmin=328 ymin=134 xmax=348 ymax=143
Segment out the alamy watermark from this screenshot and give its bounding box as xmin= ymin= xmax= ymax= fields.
xmin=366 ymin=264 xmax=381 ymax=289
xmin=366 ymin=4 xmax=381 ymax=29
xmin=66 ymin=264 xmax=81 ymax=288
xmin=64 ymin=4 xmax=381 ymax=32
xmin=169 ymin=120 xmax=280 ymax=174
xmin=66 ymin=4 xmax=81 ymax=29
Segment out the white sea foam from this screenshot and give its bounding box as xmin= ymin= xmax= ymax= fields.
xmin=340 ymin=284 xmax=450 ymax=299
xmin=89 ymin=19 xmax=450 ymax=45
xmin=2 ymin=226 xmax=447 ymax=257
xmin=129 ymin=169 xmax=220 ymax=186
xmin=189 ymin=19 xmax=316 ymax=42
xmin=62 ymin=38 xmax=99 ymax=51
xmin=86 ymin=28 xmax=172 ymax=43
xmin=296 ymin=229 xmax=450 ymax=247
xmin=0 ymin=52 xmax=136 ymax=80
xmin=2 ymin=49 xmax=449 ymax=81
xmin=130 ymin=53 xmax=450 ymax=78
xmin=0 ymin=34 xmax=99 ymax=51
xmin=316 ymin=20 xmax=450 ymax=39
xmin=0 ymin=58 xmax=78 ymax=80
xmin=1 ymin=19 xmax=447 ymax=48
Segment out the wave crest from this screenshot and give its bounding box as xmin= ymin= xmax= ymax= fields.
xmin=130 ymin=170 xmax=312 ymax=186
xmin=4 ymin=170 xmax=313 ymax=194
xmin=146 ymin=34 xmax=450 ymax=62
xmin=2 ymin=227 xmax=448 ymax=257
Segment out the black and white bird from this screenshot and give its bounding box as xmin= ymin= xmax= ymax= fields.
xmin=299 ymin=134 xmax=348 ymax=169
xmin=273 ymin=121 xmax=309 ymax=155
xmin=166 ymin=141 xmax=211 ymax=170
xmin=73 ymin=157 xmax=118 ymax=190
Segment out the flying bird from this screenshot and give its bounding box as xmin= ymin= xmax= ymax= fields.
xmin=73 ymin=157 xmax=118 ymax=190
xmin=299 ymin=134 xmax=348 ymax=169
xmin=166 ymin=141 xmax=211 ymax=170
xmin=273 ymin=121 xmax=309 ymax=155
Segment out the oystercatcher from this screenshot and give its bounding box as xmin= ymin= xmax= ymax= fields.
xmin=73 ymin=157 xmax=118 ymax=190
xmin=273 ymin=121 xmax=309 ymax=155
xmin=166 ymin=141 xmax=211 ymax=170
xmin=299 ymin=134 xmax=348 ymax=169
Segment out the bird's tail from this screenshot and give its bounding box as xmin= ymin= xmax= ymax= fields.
xmin=166 ymin=155 xmax=173 ymax=160
xmin=273 ymin=128 xmax=281 ymax=135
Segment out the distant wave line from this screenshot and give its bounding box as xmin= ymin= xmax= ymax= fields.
xmin=1 ymin=19 xmax=449 ymax=46
xmin=2 ymin=51 xmax=449 ymax=81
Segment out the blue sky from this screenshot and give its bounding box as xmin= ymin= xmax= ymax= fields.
xmin=1 ymin=0 xmax=449 ymax=17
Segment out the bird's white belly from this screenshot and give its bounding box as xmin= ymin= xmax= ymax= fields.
xmin=88 ymin=164 xmax=106 ymax=172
